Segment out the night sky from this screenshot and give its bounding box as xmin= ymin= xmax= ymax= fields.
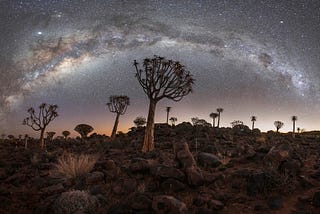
xmin=0 ymin=0 xmax=319 ymax=137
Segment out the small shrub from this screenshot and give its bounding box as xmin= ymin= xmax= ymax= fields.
xmin=52 ymin=153 xmax=97 ymax=180
xmin=54 ymin=190 xmax=99 ymax=214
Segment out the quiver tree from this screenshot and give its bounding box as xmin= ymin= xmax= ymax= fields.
xmin=62 ymin=130 xmax=71 ymax=140
xmin=274 ymin=121 xmax=284 ymax=133
xmin=251 ymin=116 xmax=257 ymax=130
xmin=231 ymin=120 xmax=244 ymax=128
xmin=74 ymin=124 xmax=94 ymax=140
xmin=209 ymin=112 xmax=219 ymax=127
xmin=134 ymin=116 xmax=146 ymax=127
xmin=169 ymin=117 xmax=177 ymax=126
xmin=46 ymin=131 xmax=56 ymax=143
xmin=291 ymin=116 xmax=297 ymax=137
xmin=107 ymin=95 xmax=130 ymax=139
xmin=166 ymin=107 xmax=171 ymax=124
xmin=216 ymin=108 xmax=224 ymax=128
xmin=22 ymin=103 xmax=58 ymax=149
xmin=24 ymin=134 xmax=29 ymax=149
xmin=134 ymin=55 xmax=194 ymax=152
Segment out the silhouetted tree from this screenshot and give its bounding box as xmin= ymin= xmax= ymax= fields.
xmin=166 ymin=107 xmax=171 ymax=124
xmin=274 ymin=121 xmax=284 ymax=133
xmin=134 ymin=116 xmax=147 ymax=127
xmin=22 ymin=103 xmax=58 ymax=149
xmin=74 ymin=124 xmax=94 ymax=140
xmin=217 ymin=108 xmax=224 ymax=128
xmin=251 ymin=116 xmax=257 ymax=130
xmin=231 ymin=120 xmax=244 ymax=128
xmin=46 ymin=131 xmax=56 ymax=143
xmin=169 ymin=117 xmax=177 ymax=126
xmin=191 ymin=117 xmax=211 ymax=127
xmin=134 ymin=56 xmax=194 ymax=152
xmin=297 ymin=127 xmax=300 ymax=133
xmin=107 ymin=95 xmax=130 ymax=140
xmin=291 ymin=116 xmax=297 ymax=137
xmin=62 ymin=130 xmax=71 ymax=140
xmin=7 ymin=135 xmax=14 ymax=140
xmin=24 ymin=134 xmax=29 ymax=149
xmin=209 ymin=112 xmax=219 ymax=127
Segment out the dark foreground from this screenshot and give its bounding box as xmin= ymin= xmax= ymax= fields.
xmin=1 ymin=124 xmax=320 ymax=213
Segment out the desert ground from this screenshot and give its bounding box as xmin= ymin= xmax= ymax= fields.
xmin=1 ymin=123 xmax=320 ymax=213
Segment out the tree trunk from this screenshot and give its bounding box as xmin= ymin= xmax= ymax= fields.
xmin=292 ymin=121 xmax=295 ymax=138
xmin=166 ymin=111 xmax=169 ymax=124
xmin=111 ymin=113 xmax=120 ymax=140
xmin=142 ymin=100 xmax=156 ymax=153
xmin=212 ymin=118 xmax=215 ymax=128
xmin=217 ymin=113 xmax=221 ymax=128
xmin=40 ymin=129 xmax=45 ymax=149
xmin=252 ymin=121 xmax=255 ymax=130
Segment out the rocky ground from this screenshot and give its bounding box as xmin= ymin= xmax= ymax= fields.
xmin=1 ymin=123 xmax=320 ymax=213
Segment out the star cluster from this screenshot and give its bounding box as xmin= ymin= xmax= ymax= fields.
xmin=0 ymin=0 xmax=319 ymax=136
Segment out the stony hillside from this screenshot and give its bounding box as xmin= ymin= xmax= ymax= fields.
xmin=1 ymin=124 xmax=320 ymax=213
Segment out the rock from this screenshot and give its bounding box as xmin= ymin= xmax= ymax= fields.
xmin=152 ymin=195 xmax=188 ymax=213
xmin=244 ymin=145 xmax=256 ymax=159
xmin=0 ymin=169 xmax=7 ymax=180
xmin=246 ymin=171 xmax=275 ymax=196
xmin=312 ymin=191 xmax=320 ymax=207
xmin=123 ymin=178 xmax=137 ymax=193
xmin=207 ymin=199 xmax=224 ymax=210
xmin=197 ymin=153 xmax=222 ymax=168
xmin=196 ymin=208 xmax=216 ymax=214
xmin=278 ymin=160 xmax=301 ymax=177
xmin=129 ymin=193 xmax=152 ymax=211
xmin=161 ymin=179 xmax=186 ymax=191
xmin=174 ymin=142 xmax=197 ymax=169
xmin=112 ymin=184 xmax=123 ymax=195
xmin=186 ymin=167 xmax=204 ymax=186
xmin=108 ymin=204 xmax=132 ymax=213
xmin=86 ymin=171 xmax=105 ymax=185
xmin=267 ymin=196 xmax=283 ymax=210
xmin=130 ymin=158 xmax=155 ymax=173
xmin=41 ymin=183 xmax=65 ymax=195
xmin=263 ymin=143 xmax=293 ymax=170
xmin=151 ymin=165 xmax=185 ymax=181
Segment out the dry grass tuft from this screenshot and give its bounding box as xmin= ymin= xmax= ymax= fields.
xmin=52 ymin=153 xmax=98 ymax=180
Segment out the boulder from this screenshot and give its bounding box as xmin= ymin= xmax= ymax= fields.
xmin=267 ymin=196 xmax=283 ymax=210
xmin=129 ymin=193 xmax=152 ymax=211
xmin=186 ymin=167 xmax=204 ymax=186
xmin=174 ymin=142 xmax=197 ymax=169
xmin=161 ymin=179 xmax=186 ymax=191
xmin=151 ymin=165 xmax=185 ymax=181
xmin=263 ymin=143 xmax=293 ymax=170
xmin=207 ymin=199 xmax=224 ymax=210
xmin=312 ymin=191 xmax=320 ymax=207
xmin=152 ymin=195 xmax=188 ymax=214
xmin=41 ymin=183 xmax=65 ymax=195
xmin=130 ymin=158 xmax=155 ymax=173
xmin=246 ymin=171 xmax=276 ymax=196
xmin=86 ymin=171 xmax=105 ymax=185
xmin=197 ymin=153 xmax=222 ymax=168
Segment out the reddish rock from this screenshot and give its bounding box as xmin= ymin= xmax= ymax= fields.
xmin=186 ymin=167 xmax=204 ymax=186
xmin=86 ymin=171 xmax=105 ymax=185
xmin=161 ymin=178 xmax=186 ymax=191
xmin=129 ymin=193 xmax=152 ymax=211
xmin=151 ymin=165 xmax=185 ymax=180
xmin=207 ymin=199 xmax=224 ymax=210
xmin=41 ymin=183 xmax=65 ymax=195
xmin=152 ymin=195 xmax=188 ymax=214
